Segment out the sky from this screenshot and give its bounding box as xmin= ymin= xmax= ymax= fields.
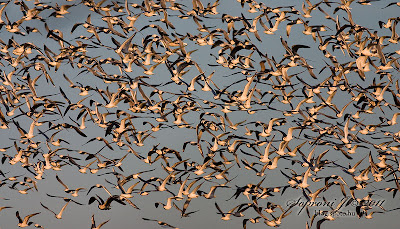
xmin=0 ymin=0 xmax=400 ymax=228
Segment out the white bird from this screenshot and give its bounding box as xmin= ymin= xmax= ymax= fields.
xmin=376 ymin=81 xmax=390 ymax=101
xmin=260 ymin=136 xmax=275 ymax=163
xmin=155 ymin=196 xmax=176 ymax=210
xmin=187 ymin=182 xmax=204 ymax=199
xmin=215 ymin=202 xmax=239 ymax=221
xmin=16 ymin=211 xmax=40 ymax=228
xmin=267 ymin=155 xmax=281 ymax=170
xmin=215 ymin=165 xmax=233 ymax=180
xmin=264 ymin=118 xmax=285 ymax=137
xmin=157 ymin=172 xmax=176 ymax=191
xmin=202 ymin=184 xmax=228 ymax=199
xmin=194 ymin=158 xmax=211 ymax=175
xmin=118 ymin=181 xmax=140 ymax=199
xmin=276 ymin=141 xmax=288 ymax=156
xmin=24 ymin=115 xmax=42 ymax=139
xmin=91 ymin=215 xmax=110 ymax=229
xmin=298 ymin=167 xmax=311 ymax=189
xmin=341 ymin=117 xmax=350 ymax=144
xmin=239 ymin=75 xmax=256 ymax=102
xmin=0 ymin=206 xmax=12 ymax=213
xmin=187 ymin=76 xmax=200 ymax=92
xmin=388 ymin=112 xmax=400 ymax=125
xmin=40 ymin=201 xmax=70 ymax=219
xmin=365 ymin=210 xmax=384 ymax=219
xmin=183 ymin=178 xmax=202 ymax=196
xmin=283 ymin=126 xmax=301 ymax=142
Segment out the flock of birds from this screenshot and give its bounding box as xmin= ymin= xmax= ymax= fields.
xmin=1 ymin=0 xmax=400 ymax=228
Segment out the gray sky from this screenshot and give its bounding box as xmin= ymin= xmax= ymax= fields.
xmin=1 ymin=0 xmax=400 ymax=229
